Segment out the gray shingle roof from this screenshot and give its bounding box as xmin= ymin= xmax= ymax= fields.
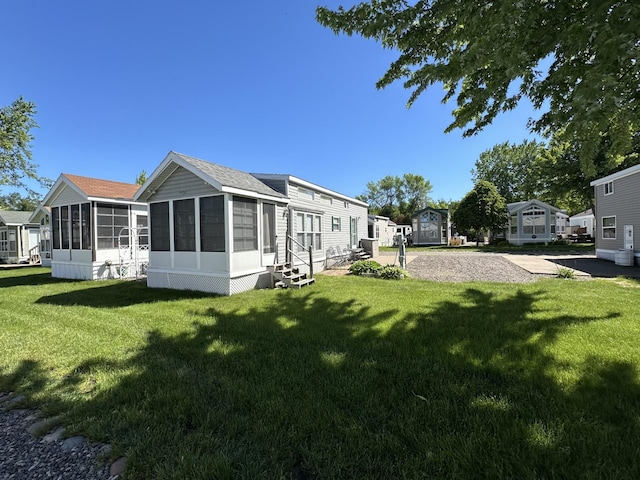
xmin=173 ymin=153 xmax=286 ymax=198
xmin=0 ymin=210 xmax=35 ymax=225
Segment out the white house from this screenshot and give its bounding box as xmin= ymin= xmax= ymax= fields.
xmin=0 ymin=211 xmax=40 ymax=264
xmin=29 ymin=205 xmax=52 ymax=267
xmin=367 ymin=214 xmax=396 ymax=247
xmin=506 ymin=199 xmax=567 ymax=246
xmin=590 ymin=164 xmax=640 ymax=265
xmin=569 ymin=208 xmax=595 ymax=237
xmin=42 ymin=173 xmax=148 ymax=280
xmin=134 ymin=151 xmax=369 ymax=295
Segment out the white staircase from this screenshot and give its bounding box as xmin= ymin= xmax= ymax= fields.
xmin=268 ymin=263 xmax=315 ymax=289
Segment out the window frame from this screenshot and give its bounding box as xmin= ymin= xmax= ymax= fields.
xmin=173 ymin=198 xmax=196 ymax=252
xmin=233 ymin=196 xmax=258 ymax=252
xmin=604 ymin=181 xmax=614 ymax=196
xmin=150 ymin=202 xmax=171 ymax=252
xmin=602 ymin=216 xmax=616 ymax=239
xmin=522 ymin=206 xmax=546 ymax=236
xmin=200 ymin=195 xmax=226 ymax=252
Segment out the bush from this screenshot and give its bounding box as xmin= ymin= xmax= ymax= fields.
xmin=349 ymin=260 xmax=381 ymax=276
xmin=377 ymin=265 xmax=409 ymax=280
xmin=556 ymin=267 xmax=576 ymax=279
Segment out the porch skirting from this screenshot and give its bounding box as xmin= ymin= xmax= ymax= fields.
xmin=146 ymin=268 xmax=272 ymax=296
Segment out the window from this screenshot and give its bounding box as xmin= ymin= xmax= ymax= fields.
xmin=8 ymin=231 xmax=16 ymax=252
xmin=331 ymin=216 xmax=341 ymax=232
xmin=200 ymin=196 xmax=225 ymax=252
xmin=319 ymin=194 xmax=332 ymax=205
xmin=150 ymin=202 xmax=170 ymax=251
xmin=604 ymin=181 xmax=614 ymax=195
xmin=137 ymin=215 xmax=148 ymax=247
xmin=296 ymin=212 xmax=322 ymax=252
xmin=262 ymin=203 xmax=276 ymax=254
xmin=233 ymin=196 xmax=258 ymax=251
xmin=81 ymin=203 xmax=91 ymax=250
xmin=298 ymin=188 xmax=314 ymax=201
xmin=420 ymin=211 xmax=439 ymax=239
xmin=510 ymin=215 xmax=518 ymax=235
xmin=71 ymin=204 xmax=81 ymax=249
xmin=0 ymin=230 xmax=7 ymax=252
xmin=97 ymin=203 xmax=129 ymax=248
xmin=602 ymin=216 xmax=616 ymax=239
xmin=173 ymin=199 xmax=196 ymax=251
xmin=61 ymin=206 xmax=70 ymax=249
xmin=522 ymin=207 xmax=546 ymax=235
xmin=550 ymin=215 xmax=556 ymax=234
xmin=51 ymin=207 xmax=60 ymax=249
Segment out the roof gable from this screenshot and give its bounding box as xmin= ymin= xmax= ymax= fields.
xmin=507 ymin=199 xmax=562 ymax=214
xmin=135 ymin=152 xmax=287 ymax=202
xmin=0 ymin=210 xmax=36 ymax=226
xmin=63 ymin=174 xmax=140 ymax=200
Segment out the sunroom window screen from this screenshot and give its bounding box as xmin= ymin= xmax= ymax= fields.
xmin=201 ymin=196 xmax=225 ymax=252
xmin=97 ymin=203 xmax=129 ymax=248
xmin=150 ymin=202 xmax=170 ymax=251
xmin=233 ymin=196 xmax=257 ymax=251
xmin=173 ymin=199 xmax=196 ymax=252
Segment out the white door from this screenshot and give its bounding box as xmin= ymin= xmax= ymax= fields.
xmin=624 ymin=225 xmax=633 ymax=250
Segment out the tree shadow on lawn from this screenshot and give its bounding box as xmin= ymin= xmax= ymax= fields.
xmin=3 ymin=286 xmax=640 ymax=479
xmin=0 ymin=269 xmax=71 ymax=288
xmin=35 ymin=280 xmax=214 ymax=308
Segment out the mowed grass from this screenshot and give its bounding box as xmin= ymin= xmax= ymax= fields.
xmin=1 ymin=267 xmax=640 ymax=479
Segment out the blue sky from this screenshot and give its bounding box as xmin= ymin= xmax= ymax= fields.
xmin=3 ymin=0 xmax=540 ymax=203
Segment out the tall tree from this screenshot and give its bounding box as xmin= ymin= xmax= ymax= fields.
xmin=135 ymin=170 xmax=148 ymax=185
xmin=359 ymin=173 xmax=432 ymax=223
xmin=452 ymin=180 xmax=508 ymax=246
xmin=317 ymin=1 xmax=639 ymax=174
xmin=0 ymin=97 xmax=49 ymax=193
xmin=0 ymin=192 xmax=41 ymax=211
xmin=471 ymin=140 xmax=546 ymax=204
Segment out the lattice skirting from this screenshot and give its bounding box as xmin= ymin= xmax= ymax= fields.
xmin=147 ymin=270 xmax=272 ymax=296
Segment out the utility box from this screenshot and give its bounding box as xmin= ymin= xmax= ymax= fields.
xmin=360 ymin=238 xmax=379 ymax=258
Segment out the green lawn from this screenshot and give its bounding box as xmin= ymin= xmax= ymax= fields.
xmin=1 ymin=267 xmax=640 ymax=479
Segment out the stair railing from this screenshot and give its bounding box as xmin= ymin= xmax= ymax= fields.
xmin=28 ymin=244 xmax=41 ymax=264
xmin=286 ymin=235 xmax=314 ymax=279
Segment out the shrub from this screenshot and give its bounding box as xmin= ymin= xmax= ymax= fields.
xmin=377 ymin=265 xmax=409 ymax=280
xmin=349 ymin=260 xmax=381 ymax=276
xmin=556 ymin=267 xmax=576 ymax=279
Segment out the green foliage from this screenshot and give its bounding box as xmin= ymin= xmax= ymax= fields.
xmin=376 ymin=264 xmax=408 ymax=280
xmin=316 ymin=1 xmax=640 ymax=175
xmin=556 ymin=267 xmax=577 ymax=279
xmin=0 ymin=191 xmax=41 ymax=211
xmin=135 ymin=170 xmax=148 ymax=185
xmin=348 ymin=259 xmax=381 ymax=275
xmin=472 ymin=140 xmax=547 ymax=204
xmin=359 ymin=173 xmax=433 ymax=223
xmin=0 ymin=97 xmax=50 ymax=192
xmin=452 ymin=180 xmax=508 ymax=245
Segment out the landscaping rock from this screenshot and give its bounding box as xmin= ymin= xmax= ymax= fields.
xmin=61 ymin=435 xmax=85 ymax=451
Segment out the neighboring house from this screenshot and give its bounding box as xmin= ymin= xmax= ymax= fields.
xmin=506 ymin=199 xmax=567 ymax=246
xmin=29 ymin=205 xmax=52 ymax=267
xmin=590 ymin=164 xmax=640 ymax=265
xmin=367 ymin=214 xmax=396 ymax=247
xmin=0 ymin=211 xmax=40 ymax=264
xmin=134 ymin=151 xmax=368 ymax=296
xmin=411 ymin=207 xmax=450 ymax=246
xmin=569 ymin=208 xmax=595 ymax=237
xmin=42 ymin=173 xmax=148 ymax=280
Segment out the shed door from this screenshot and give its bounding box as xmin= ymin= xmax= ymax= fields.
xmin=624 ymin=225 xmax=633 ymax=250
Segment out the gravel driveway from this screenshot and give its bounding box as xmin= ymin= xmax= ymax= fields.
xmin=377 ymin=251 xmax=542 ymax=283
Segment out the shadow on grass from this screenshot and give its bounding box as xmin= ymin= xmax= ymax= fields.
xmin=35 ymin=280 xmax=215 ymax=308
xmin=3 ymin=284 xmax=639 ymax=479
xmin=0 ymin=269 xmax=72 ymax=288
